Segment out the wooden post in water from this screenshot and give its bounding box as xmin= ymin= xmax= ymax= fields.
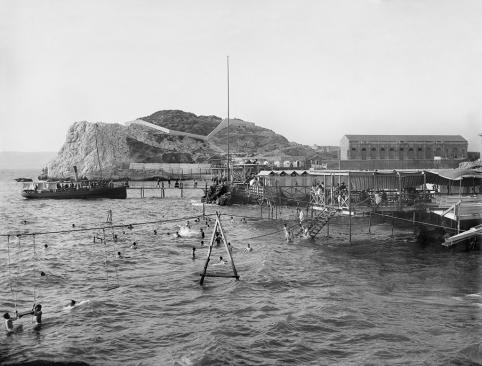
xmin=368 ymin=211 xmax=372 ymax=233
xmin=456 ymin=202 xmax=460 ymax=234
xmin=326 ymin=217 xmax=330 ymax=237
xmin=330 ymin=173 xmax=334 ymax=206
xmin=397 ymin=172 xmax=402 ymax=210
xmin=391 ymin=212 xmax=395 ymax=238
xmin=348 ymin=172 xmax=352 ymax=244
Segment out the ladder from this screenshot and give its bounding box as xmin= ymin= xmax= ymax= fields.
xmin=307 ymin=208 xmax=338 ymax=239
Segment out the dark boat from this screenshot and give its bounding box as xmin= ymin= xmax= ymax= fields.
xmin=21 ymin=180 xmax=127 ymax=199
xmin=15 ymin=178 xmax=33 ymax=182
xmin=21 ymin=165 xmax=127 ymax=199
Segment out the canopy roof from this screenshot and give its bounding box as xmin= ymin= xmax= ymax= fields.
xmin=257 ymin=168 xmax=482 ymax=189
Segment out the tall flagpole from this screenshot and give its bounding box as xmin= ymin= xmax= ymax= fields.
xmin=227 ymin=56 xmax=230 ymax=182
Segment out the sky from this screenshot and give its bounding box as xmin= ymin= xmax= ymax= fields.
xmin=1 ymin=0 xmax=481 ymax=152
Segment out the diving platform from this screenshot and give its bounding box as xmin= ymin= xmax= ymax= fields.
xmin=443 ymin=224 xmax=482 ymax=247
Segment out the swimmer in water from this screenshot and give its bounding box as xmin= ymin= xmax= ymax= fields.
xmin=33 ymin=304 xmax=42 ymax=324
xmin=192 ymin=247 xmax=196 ymax=259
xmin=283 ymin=224 xmax=291 ymax=242
xmin=186 ymin=221 xmax=191 ymax=229
xmin=130 ymin=242 xmax=138 ymax=249
xmin=200 ymin=228 xmax=205 ymax=239
xmin=215 ymin=232 xmax=222 ymax=246
xmin=200 ymin=240 xmax=204 ymax=247
xmin=153 ymin=229 xmax=157 ymax=235
xmin=230 ymin=216 xmax=235 ymax=224
xmin=175 ymin=231 xmax=181 ymax=238
xmin=44 ymin=244 xmax=48 ymax=249
xmin=227 ymin=242 xmax=233 ymax=253
xmin=244 ymin=243 xmax=252 ymax=252
xmin=3 ymin=312 xmax=18 ymax=332
xmin=69 ymin=300 xmax=76 ymax=307
xmin=117 ymin=251 xmax=123 ymax=258
xmin=218 ymin=256 xmax=227 ymax=264
xmin=113 ymin=234 xmax=118 ymax=242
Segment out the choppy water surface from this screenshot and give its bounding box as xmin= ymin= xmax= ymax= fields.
xmin=0 ymin=169 xmax=480 ymax=365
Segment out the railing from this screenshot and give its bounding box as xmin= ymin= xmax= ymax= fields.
xmin=310 ymin=189 xmax=437 ymax=209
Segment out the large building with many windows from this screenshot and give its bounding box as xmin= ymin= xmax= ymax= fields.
xmin=339 ymin=135 xmax=468 ymax=169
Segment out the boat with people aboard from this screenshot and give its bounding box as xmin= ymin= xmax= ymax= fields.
xmin=21 ymin=179 xmax=128 ymax=199
xmin=20 ymin=166 xmax=128 ymax=199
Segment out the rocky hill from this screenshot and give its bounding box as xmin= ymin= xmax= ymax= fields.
xmin=141 ymin=110 xmax=221 ymax=136
xmin=47 ymin=110 xmax=319 ymax=177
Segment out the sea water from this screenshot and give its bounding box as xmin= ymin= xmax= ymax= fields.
xmin=0 ymin=169 xmax=480 ymax=365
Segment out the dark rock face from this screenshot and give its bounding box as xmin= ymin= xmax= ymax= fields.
xmin=141 ymin=110 xmax=221 ymax=136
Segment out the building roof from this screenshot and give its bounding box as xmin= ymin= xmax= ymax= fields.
xmin=342 ymin=135 xmax=467 ymax=143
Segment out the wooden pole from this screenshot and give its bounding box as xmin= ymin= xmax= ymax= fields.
xmin=368 ymin=211 xmax=372 ymax=233
xmin=326 ymin=217 xmax=330 ymax=237
xmin=199 ymin=219 xmax=219 ymax=285
xmin=398 ymin=172 xmax=402 ymax=210
xmin=330 ymin=173 xmax=334 ymax=206
xmin=216 ymin=213 xmax=239 ymax=280
xmin=391 ymin=212 xmax=395 ymax=238
xmin=348 ymin=172 xmax=352 ymax=244
xmin=456 ymin=202 xmax=460 ymax=234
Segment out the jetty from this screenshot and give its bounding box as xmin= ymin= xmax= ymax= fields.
xmin=232 ymin=167 xmax=481 ymax=243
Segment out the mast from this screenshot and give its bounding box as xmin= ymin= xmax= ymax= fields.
xmin=227 ymin=56 xmax=230 ymax=182
xmin=94 ymin=123 xmax=103 ymax=179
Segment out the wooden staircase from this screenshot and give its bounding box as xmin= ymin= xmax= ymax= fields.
xmin=304 ymin=208 xmax=338 ymax=239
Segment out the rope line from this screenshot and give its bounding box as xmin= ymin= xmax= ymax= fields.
xmin=370 ymin=211 xmax=459 ymax=232
xmin=0 ymin=213 xmax=218 ymax=238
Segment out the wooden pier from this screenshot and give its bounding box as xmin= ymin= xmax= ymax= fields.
xmin=126 ymin=181 xmax=207 ymax=198
xmin=236 ymin=168 xmax=481 ymax=243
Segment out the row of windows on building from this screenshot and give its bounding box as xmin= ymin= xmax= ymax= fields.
xmin=348 ymin=146 xmax=465 ymax=159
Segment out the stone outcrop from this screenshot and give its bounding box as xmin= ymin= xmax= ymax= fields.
xmin=48 ymin=121 xmax=130 ymax=177
xmin=47 ymin=110 xmax=318 ymax=178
